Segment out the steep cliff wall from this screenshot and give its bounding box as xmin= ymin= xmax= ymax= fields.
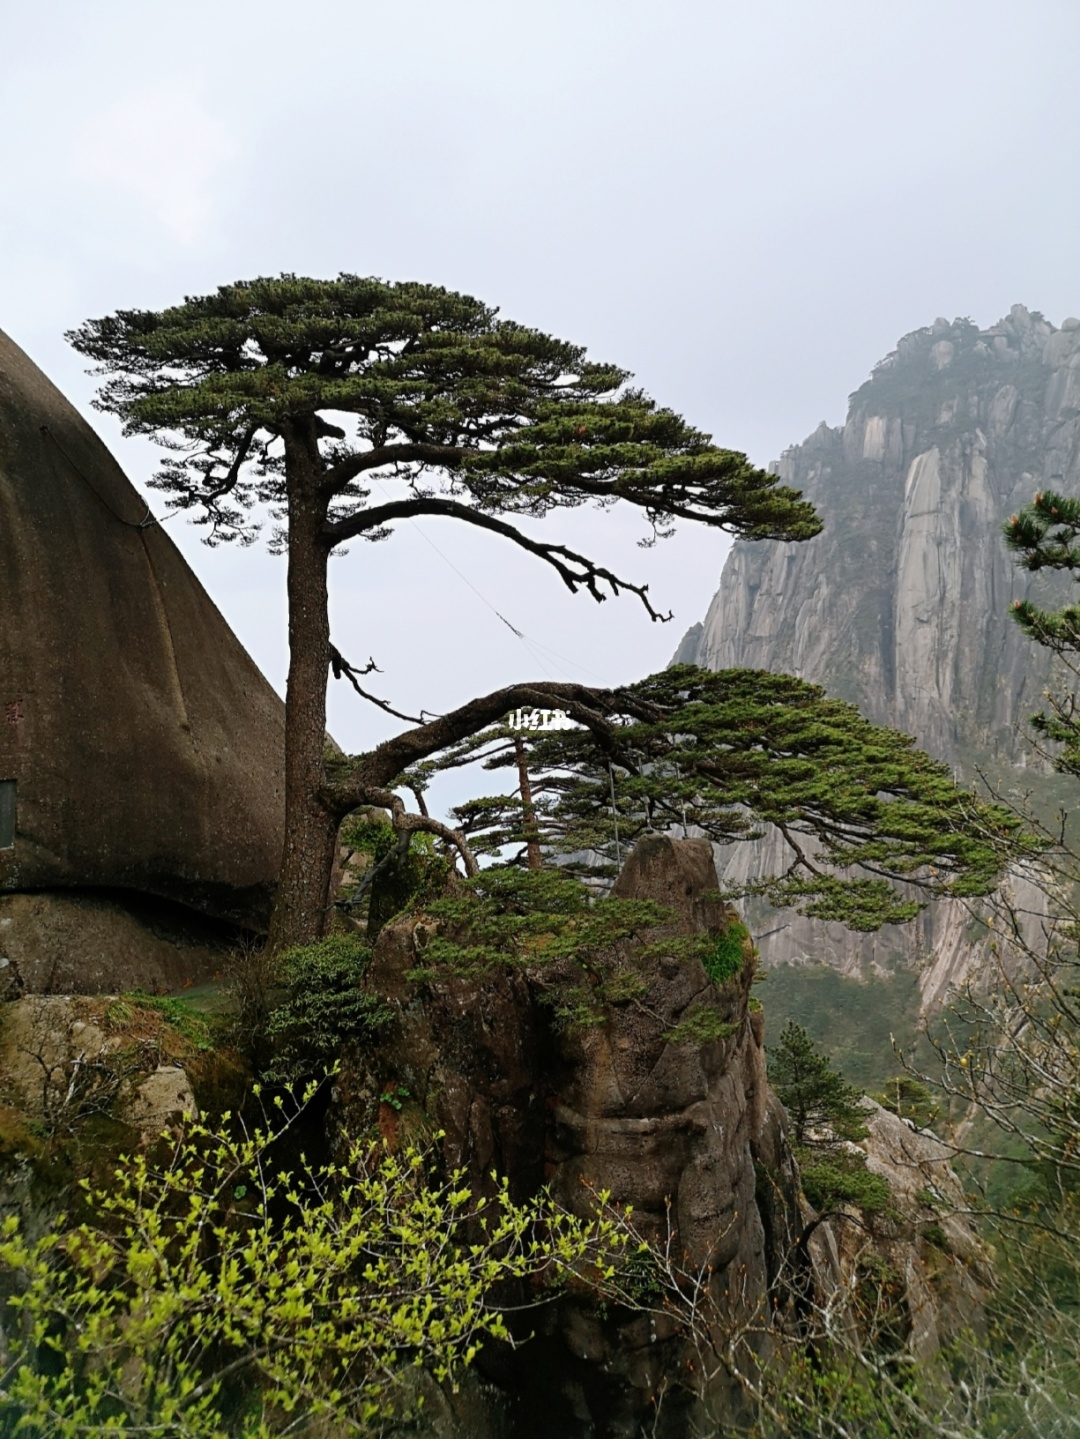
xmin=677 ymin=306 xmax=1080 ymax=1004
xmin=0 ymin=328 xmax=286 ymax=947
xmin=336 ymin=838 xmax=801 ymax=1437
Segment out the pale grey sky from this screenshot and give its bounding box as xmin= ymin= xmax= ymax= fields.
xmin=2 ymin=0 xmax=1079 ymax=777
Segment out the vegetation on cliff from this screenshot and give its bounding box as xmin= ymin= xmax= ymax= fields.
xmin=425 ymin=665 xmax=1028 ymax=920
xmin=12 ymin=288 xmax=1074 ymax=1436
xmin=0 ymin=1085 xmax=632 ymax=1437
xmin=68 ymin=274 xmax=820 ymax=950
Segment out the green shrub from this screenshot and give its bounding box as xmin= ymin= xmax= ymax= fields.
xmin=265 ymin=935 xmax=388 ymax=1083
xmin=704 ymin=921 xmax=750 ymax=984
xmin=800 ymin=1149 xmax=892 ymax=1217
xmin=0 ymin=1090 xmax=629 ymax=1436
xmin=922 ymin=1221 xmax=951 ymax=1252
xmin=663 ymin=1004 xmax=737 ymax=1046
xmin=417 ymin=868 xmax=674 ymax=1028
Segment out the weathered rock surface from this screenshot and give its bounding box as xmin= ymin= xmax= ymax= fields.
xmin=676 ymin=306 xmax=1076 ymax=1004
xmin=0 ymin=994 xmax=200 ymax=1138
xmin=842 ymin=1100 xmax=991 ymax=1358
xmin=0 ymin=327 xmax=286 ymax=931
xmin=0 ymin=890 xmax=234 ymax=995
xmin=124 ymin=1064 xmax=198 ymax=1133
xmin=338 ymin=838 xmax=802 ymax=1437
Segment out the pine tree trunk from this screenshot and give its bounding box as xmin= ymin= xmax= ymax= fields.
xmin=268 ymin=482 xmax=339 ymax=951
xmin=515 ymin=737 xmax=543 ymax=870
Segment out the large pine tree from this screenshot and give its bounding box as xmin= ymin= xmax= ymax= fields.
xmin=68 ymin=275 xmax=821 ymax=946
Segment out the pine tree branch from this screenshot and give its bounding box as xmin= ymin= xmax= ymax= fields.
xmin=324 ymin=498 xmax=671 ymax=620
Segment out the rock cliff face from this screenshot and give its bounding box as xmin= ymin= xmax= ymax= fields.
xmin=0 ymin=328 xmax=286 ymax=983
xmin=338 ymin=838 xmax=803 ymax=1437
xmin=677 ymin=306 xmax=1079 ymax=1003
xmin=851 ymin=1100 xmax=991 ymax=1358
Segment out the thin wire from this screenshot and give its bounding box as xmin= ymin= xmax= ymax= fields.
xmin=40 ymin=427 xmax=157 ymax=529
xmin=517 ymin=633 xmax=607 ymax=683
xmin=40 ymin=426 xmax=186 ymax=529
xmin=370 ymin=477 xmax=605 ymax=684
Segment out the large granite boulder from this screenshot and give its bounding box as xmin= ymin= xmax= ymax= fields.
xmin=0 ymin=890 xmax=235 ymax=995
xmin=0 ymin=328 xmax=285 ymax=933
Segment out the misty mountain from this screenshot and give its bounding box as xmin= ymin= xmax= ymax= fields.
xmin=677 ymin=304 xmax=1080 ymax=1009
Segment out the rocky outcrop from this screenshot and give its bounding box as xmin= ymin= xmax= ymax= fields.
xmin=0 ymin=890 xmax=235 ymax=995
xmin=0 ymin=994 xmax=202 ymax=1139
xmin=677 ymin=306 xmax=1078 ymax=1004
xmin=337 ymin=838 xmax=803 ymax=1437
xmin=0 ymin=328 xmax=286 ymax=938
xmin=845 ymin=1100 xmax=991 ymax=1358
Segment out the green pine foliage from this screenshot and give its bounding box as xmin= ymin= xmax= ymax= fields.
xmin=67 ymin=275 xmax=820 ymax=550
xmin=339 ymin=814 xmax=451 ymax=938
xmin=1004 ymin=490 xmax=1080 ymax=775
xmin=407 ymin=867 xmax=743 ymax=1030
xmin=799 ymin=1151 xmax=893 ymax=1217
xmin=427 ymin=666 xmax=1032 ymax=930
xmin=876 ymin=1076 xmax=941 ymax=1131
xmin=264 ymin=936 xmax=389 ymax=1084
xmin=769 ymin=1021 xmax=892 ymax=1227
xmin=768 ymin=1020 xmax=869 ymax=1147
xmin=661 ymin=1005 xmax=738 ymax=1046
xmin=412 ymin=868 xmax=667 ymax=1028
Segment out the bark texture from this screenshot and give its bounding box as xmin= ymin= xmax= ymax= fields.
xmin=269 ymin=473 xmax=337 ymax=950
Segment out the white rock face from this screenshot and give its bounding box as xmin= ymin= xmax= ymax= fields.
xmin=679 ymin=307 xmax=1079 ymax=1009
xmin=841 ymin=1101 xmax=991 ymax=1358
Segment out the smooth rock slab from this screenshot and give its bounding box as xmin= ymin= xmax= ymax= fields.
xmin=0 ymin=327 xmax=285 ymax=929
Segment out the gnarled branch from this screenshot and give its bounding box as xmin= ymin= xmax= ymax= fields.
xmin=323 ymin=498 xmax=672 ymax=622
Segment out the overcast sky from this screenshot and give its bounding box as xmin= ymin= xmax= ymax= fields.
xmin=3 ymin=1 xmax=1079 ymax=787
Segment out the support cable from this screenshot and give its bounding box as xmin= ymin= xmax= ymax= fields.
xmin=39 ymin=426 xmax=171 ymax=530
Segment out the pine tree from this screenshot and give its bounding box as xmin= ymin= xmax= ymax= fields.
xmin=412 ymin=665 xmax=1031 ymax=930
xmin=768 ymin=1020 xmax=867 ymax=1146
xmin=68 ymin=275 xmax=820 ymax=948
xmin=1005 ymin=490 xmax=1080 ymax=776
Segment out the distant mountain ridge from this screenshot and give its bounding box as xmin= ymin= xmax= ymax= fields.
xmin=677 ymin=304 xmax=1080 ymax=1007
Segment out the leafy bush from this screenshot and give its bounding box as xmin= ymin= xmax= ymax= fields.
xmin=704 ymin=920 xmax=750 ymax=984
xmin=0 ymin=1090 xmax=629 ymax=1436
xmin=265 ymin=935 xmax=388 ymax=1083
xmin=799 ymin=1149 xmax=892 ymax=1217
xmin=663 ymin=1005 xmax=737 ymax=1046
